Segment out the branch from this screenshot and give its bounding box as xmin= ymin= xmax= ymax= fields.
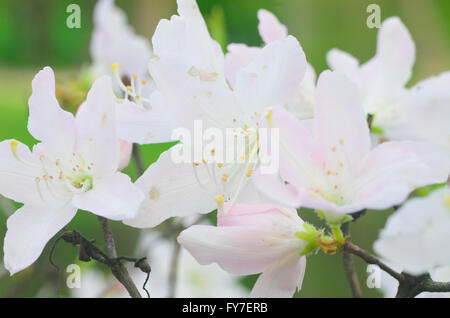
xmin=343 ymin=241 xmax=450 ymax=298
xmin=132 ymin=143 xmax=145 ymax=176
xmin=168 ymin=240 xmax=181 ymax=298
xmin=341 ymin=223 xmax=362 ymax=298
xmin=59 ymin=229 xmax=150 ymax=298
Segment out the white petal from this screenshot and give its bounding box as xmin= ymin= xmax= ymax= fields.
xmin=73 ymin=172 xmax=144 ymax=221
xmin=27 ymin=67 xmax=76 ymax=159
xmin=115 ymin=92 xmax=175 ymax=144
xmin=374 ymin=187 xmax=450 ymax=274
xmin=250 ymin=255 xmax=306 ymax=298
xmin=75 ymin=76 xmax=120 ymax=178
xmin=326 ymin=48 xmax=360 ymax=84
xmin=152 ymin=0 xmax=224 ymax=76
xmin=4 ymin=202 xmax=77 ymax=275
xmin=118 ymin=140 xmax=132 ymax=171
xmin=123 ymin=150 xmax=216 ymax=228
xmin=0 ymin=140 xmax=43 ymax=205
xmin=224 ymin=44 xmax=260 ymax=88
xmin=257 ymin=9 xmax=288 ymax=44
xmin=234 ymin=36 xmax=307 ymax=115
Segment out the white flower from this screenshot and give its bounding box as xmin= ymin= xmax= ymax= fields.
xmin=123 ymin=0 xmax=307 ymax=228
xmin=0 ymin=67 xmax=144 ymax=275
xmin=327 ymin=17 xmax=450 ymax=150
xmin=253 ymin=70 xmax=449 ymax=221
xmin=225 ymin=9 xmax=316 ymax=119
xmin=374 ymin=186 xmax=450 ymax=275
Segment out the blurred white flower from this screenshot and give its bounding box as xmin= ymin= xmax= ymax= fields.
xmin=327 ymin=17 xmax=450 ymax=150
xmin=375 ymin=186 xmax=450 ymax=275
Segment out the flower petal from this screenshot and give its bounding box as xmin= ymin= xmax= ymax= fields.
xmin=234 ymin=36 xmax=307 ymax=115
xmin=123 ymin=150 xmax=216 ymax=228
xmin=4 ymin=202 xmax=77 ymax=275
xmin=115 ymin=91 xmax=175 ymax=144
xmin=152 ymin=0 xmax=224 ymax=76
xmin=224 ymin=43 xmax=260 ymax=88
xmin=28 ymin=67 xmax=76 ymax=159
xmin=350 ymin=141 xmax=450 ymax=211
xmin=178 ymin=224 xmax=300 ymax=276
xmin=250 ymin=254 xmax=306 ymax=298
xmin=315 ymin=70 xmax=371 ymax=168
xmin=75 ymin=76 xmax=120 ymax=178
xmin=72 ymin=172 xmax=144 ymax=220
xmin=257 ymin=9 xmax=288 ymax=44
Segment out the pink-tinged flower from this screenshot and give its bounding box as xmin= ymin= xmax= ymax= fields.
xmin=225 ymin=9 xmax=316 ymax=120
xmin=253 ymin=70 xmax=450 ymax=222
xmin=178 ymin=203 xmax=308 ymax=298
xmin=0 ymin=67 xmax=144 ymax=275
xmin=123 ymin=0 xmax=307 ymax=228
xmin=327 ymin=16 xmax=450 ymax=149
xmin=374 ymin=186 xmax=450 ymax=275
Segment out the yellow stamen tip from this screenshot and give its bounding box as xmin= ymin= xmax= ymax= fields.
xmin=217 ymin=163 xmax=223 ymax=168
xmin=221 ymin=173 xmax=228 ymax=182
xmin=214 ymin=194 xmax=225 ymax=205
xmin=246 ymin=170 xmax=253 ymax=177
xmin=126 ymin=85 xmax=132 ymax=91
xmin=132 ymin=74 xmax=138 ymax=79
xmin=111 ymin=62 xmax=119 ymax=71
xmin=141 ymin=80 xmax=147 ymax=85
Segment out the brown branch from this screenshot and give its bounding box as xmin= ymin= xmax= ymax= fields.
xmin=344 ymin=241 xmax=450 ymax=298
xmin=341 ymin=223 xmax=362 ymax=298
xmin=132 ymin=143 xmax=145 ymax=176
xmin=60 ymin=227 xmax=149 ymax=298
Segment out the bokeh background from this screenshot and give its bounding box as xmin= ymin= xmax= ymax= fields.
xmin=0 ymin=0 xmax=449 ymax=297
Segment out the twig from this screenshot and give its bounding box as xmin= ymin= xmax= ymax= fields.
xmin=168 ymin=240 xmax=181 ymax=298
xmin=132 ymin=144 xmax=145 ymax=175
xmin=343 ymin=241 xmax=450 ymax=297
xmin=60 ymin=229 xmax=151 ymax=298
xmin=341 ymin=223 xmax=362 ymax=298
xmin=98 ymin=216 xmax=118 ymax=258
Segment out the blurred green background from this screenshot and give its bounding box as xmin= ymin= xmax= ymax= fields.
xmin=0 ymin=0 xmax=449 ymax=297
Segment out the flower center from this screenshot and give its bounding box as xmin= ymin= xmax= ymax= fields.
xmin=10 ymin=141 xmax=94 ymax=202
xmin=111 ymin=62 xmax=150 ymax=109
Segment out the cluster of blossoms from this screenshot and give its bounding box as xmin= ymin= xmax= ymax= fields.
xmin=0 ymin=0 xmax=449 ymax=298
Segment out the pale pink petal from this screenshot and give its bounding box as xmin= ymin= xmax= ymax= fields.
xmin=75 ymin=76 xmax=120 ymax=178
xmin=257 ymin=9 xmax=288 ymax=44
xmin=73 ymin=172 xmax=144 ymax=220
xmin=178 ymin=224 xmax=300 ymax=275
xmin=28 ymin=67 xmax=76 ymax=159
xmin=326 ymin=48 xmax=360 ymax=84
xmin=350 ymin=141 xmax=450 ymax=210
xmin=315 ymin=70 xmax=371 ymax=169
xmin=3 ymin=202 xmax=77 ymax=275
xmin=250 ymin=255 xmax=306 ymax=298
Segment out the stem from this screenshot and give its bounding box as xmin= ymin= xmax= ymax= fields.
xmin=341 ymin=223 xmax=362 ymax=298
xmin=168 ymin=240 xmax=181 ymax=298
xmin=97 ymin=217 xmax=142 ymax=298
xmin=344 ymin=241 xmax=405 ymax=282
xmin=132 ymin=143 xmax=145 ymax=176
